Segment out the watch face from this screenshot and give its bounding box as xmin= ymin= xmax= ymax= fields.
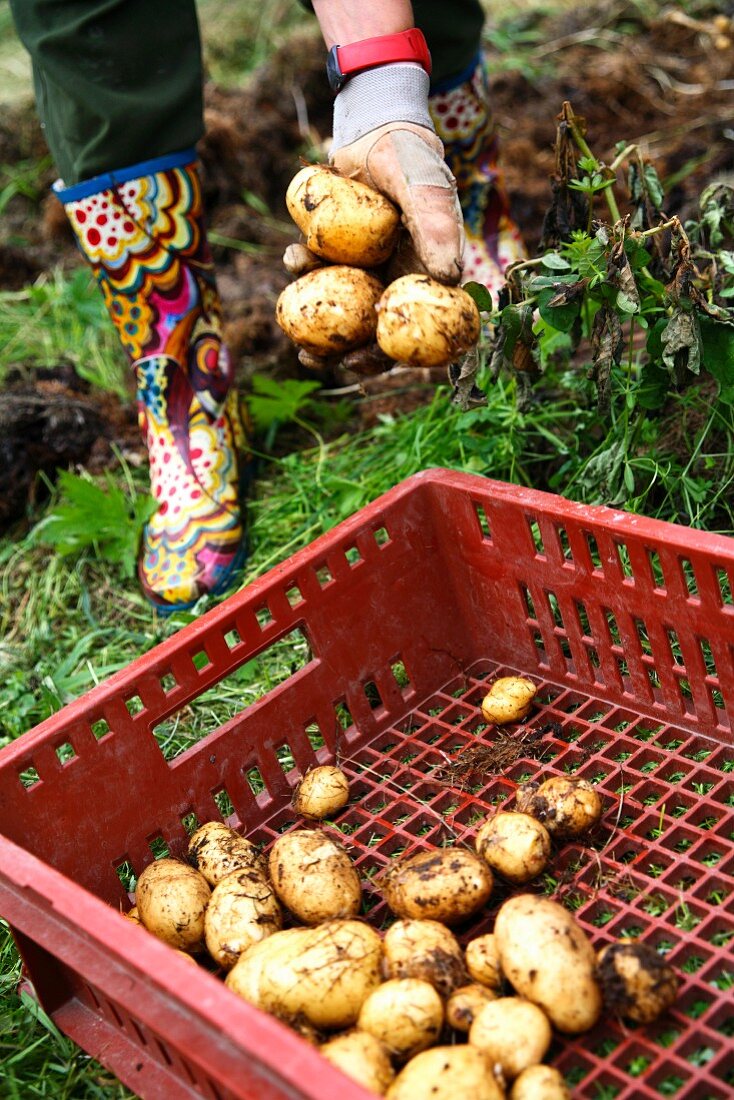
xmin=326 ymin=46 xmax=344 ymax=92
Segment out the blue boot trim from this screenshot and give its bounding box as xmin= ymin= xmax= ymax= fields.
xmin=429 ymin=51 xmax=483 ymax=96
xmin=53 ymin=147 xmax=199 ymax=203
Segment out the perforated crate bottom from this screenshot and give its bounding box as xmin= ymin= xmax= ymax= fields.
xmin=246 ymin=657 xmax=734 ymax=1100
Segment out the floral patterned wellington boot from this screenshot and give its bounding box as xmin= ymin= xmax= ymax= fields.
xmin=429 ymin=55 xmax=527 ymax=299
xmin=56 ymin=150 xmax=249 ymax=613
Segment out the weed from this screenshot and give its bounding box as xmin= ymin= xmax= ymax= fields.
xmin=30 ymin=466 xmax=156 ymax=577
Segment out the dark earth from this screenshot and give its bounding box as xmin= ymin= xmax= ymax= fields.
xmin=2 ymin=3 xmax=734 ymax=527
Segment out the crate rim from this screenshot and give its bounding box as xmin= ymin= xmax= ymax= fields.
xmin=2 ymin=467 xmax=733 ymax=766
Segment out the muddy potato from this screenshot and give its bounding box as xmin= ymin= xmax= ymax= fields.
xmin=597 ymin=941 xmax=679 ymax=1024
xmin=226 ymin=919 xmax=382 ymax=1030
xmin=276 ymin=265 xmax=384 ymax=357
xmin=321 ymin=1031 xmax=395 ymax=1095
xmin=268 ymin=827 xmax=361 ymax=925
xmin=469 ymin=996 xmax=552 ymax=1081
xmin=358 ymin=978 xmax=444 ymax=1060
xmin=386 ymin=1045 xmax=504 ymax=1100
xmin=204 ymin=868 xmax=282 ymax=969
xmin=481 ymin=677 xmax=537 ymax=725
xmin=516 ymin=776 xmax=603 ymax=839
xmin=510 ymin=1065 xmax=571 ymax=1100
xmin=446 ymin=983 xmax=499 ymax=1032
xmin=465 ymin=933 xmax=504 ymax=993
xmin=379 ymin=846 xmax=493 ymax=926
xmin=286 ymin=164 xmax=400 ymax=267
xmin=225 ymin=927 xmax=305 ymax=1007
xmin=188 ymin=820 xmax=264 ymax=887
xmin=475 ymin=811 xmax=551 ymax=885
xmin=292 ymin=765 xmax=350 ymax=820
xmin=383 ymin=918 xmax=468 ymax=997
xmin=135 ymin=858 xmax=211 ymax=952
xmin=494 ymin=894 xmax=602 ymax=1034
xmin=376 ymin=275 xmax=481 ymax=367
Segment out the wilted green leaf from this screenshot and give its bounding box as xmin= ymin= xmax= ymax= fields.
xmin=537 ymin=286 xmax=582 ymax=333
xmin=699 ymin=316 xmax=734 ymax=402
xmin=541 ymin=251 xmax=572 ymax=271
xmin=661 ymin=309 xmax=702 ymax=383
xmin=462 ymin=281 xmax=494 ymax=312
xmin=590 ymin=304 xmax=623 ymax=412
xmin=699 ymin=181 xmax=734 ymax=247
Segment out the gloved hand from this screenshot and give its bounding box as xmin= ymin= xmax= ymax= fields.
xmin=330 ymin=63 xmax=465 ymax=286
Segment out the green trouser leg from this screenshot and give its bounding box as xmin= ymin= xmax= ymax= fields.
xmin=8 ymin=0 xmax=204 ymax=186
xmin=412 ymin=0 xmax=486 ymax=86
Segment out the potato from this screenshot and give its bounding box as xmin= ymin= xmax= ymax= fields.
xmin=358 ymin=978 xmax=444 ymax=1060
xmin=286 ymin=164 xmax=400 ymax=267
xmin=379 ymin=846 xmax=493 ymax=925
xmin=226 ymin=919 xmax=382 ymax=1030
xmin=376 ymin=275 xmax=481 ymax=367
xmin=124 ymin=905 xmax=141 ymax=925
xmin=383 ymin=919 xmax=468 ymax=997
xmin=135 ymin=858 xmax=211 ymax=952
xmin=321 ymin=1031 xmax=395 ymax=1095
xmin=481 ymin=677 xmax=537 ymax=725
xmin=596 ymin=941 xmax=679 ymax=1024
xmin=282 ymin=241 xmax=322 ymax=277
xmin=188 ymin=820 xmax=264 ymax=886
xmin=469 ymin=996 xmax=552 ymax=1081
xmin=494 ymin=894 xmax=602 ymax=1034
xmin=276 ymin=265 xmax=384 ymax=357
xmin=446 ymin=983 xmax=499 ymax=1032
xmin=516 ymin=776 xmax=603 ymax=839
xmin=475 ymin=812 xmax=551 ymax=885
xmin=386 ymin=1046 xmax=504 ymax=1100
xmin=267 ymin=828 xmax=361 ymax=925
xmin=292 ymin=765 xmax=350 ymax=820
xmin=510 ymin=1065 xmax=571 ymax=1100
xmin=225 ymin=927 xmax=305 ymax=1006
xmin=204 ymin=868 xmax=282 ymax=969
xmin=465 ymin=933 xmax=504 ymax=992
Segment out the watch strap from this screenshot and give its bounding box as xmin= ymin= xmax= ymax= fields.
xmin=327 ymin=28 xmax=432 ymax=92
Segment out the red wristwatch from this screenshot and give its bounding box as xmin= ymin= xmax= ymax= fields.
xmin=326 ymin=28 xmax=432 ymax=92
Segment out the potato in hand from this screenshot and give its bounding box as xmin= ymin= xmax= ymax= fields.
xmin=286 ymin=164 xmax=400 ymax=268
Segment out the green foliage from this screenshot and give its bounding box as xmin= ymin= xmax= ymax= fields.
xmin=30 ymin=469 xmax=156 ymax=576
xmin=247 ymin=375 xmax=324 ymax=448
xmin=0 ymin=156 xmax=53 ymax=216
xmin=482 ymin=108 xmax=734 ymax=531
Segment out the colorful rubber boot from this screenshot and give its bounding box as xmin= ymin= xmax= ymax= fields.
xmin=429 ymin=55 xmax=526 ymax=297
xmin=56 ymin=150 xmax=249 ymax=613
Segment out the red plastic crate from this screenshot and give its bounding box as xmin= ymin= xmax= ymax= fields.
xmin=1 ymin=469 xmax=733 ymax=1100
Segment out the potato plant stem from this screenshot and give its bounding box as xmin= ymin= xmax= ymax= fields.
xmin=564 ymin=103 xmax=623 ymax=224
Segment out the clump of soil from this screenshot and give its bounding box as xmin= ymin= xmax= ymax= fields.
xmin=0 ymin=365 xmax=138 ymax=531
xmin=433 ymin=721 xmax=563 ymax=788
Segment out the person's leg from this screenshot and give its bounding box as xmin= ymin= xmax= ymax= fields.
xmin=9 ymin=0 xmax=204 ymax=185
xmin=9 ymin=0 xmax=249 ymax=612
xmin=414 ymin=0 xmax=527 ymax=296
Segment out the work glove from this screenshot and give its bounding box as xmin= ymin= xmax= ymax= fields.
xmin=330 ymin=63 xmax=465 ymax=286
